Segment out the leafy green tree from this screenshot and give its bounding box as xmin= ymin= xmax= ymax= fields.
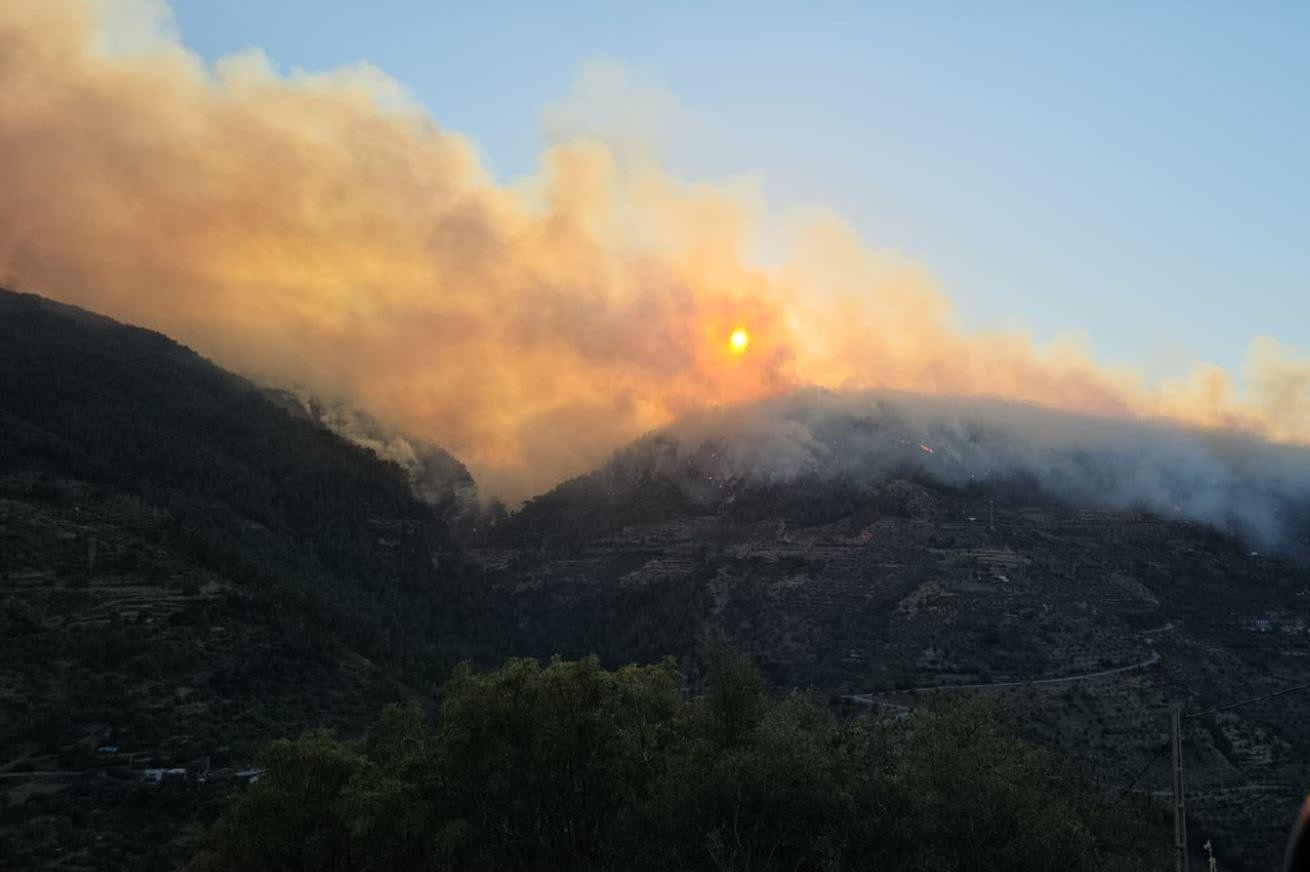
xmin=435 ymin=656 xmax=681 ymax=870
xmin=188 ymin=730 xmax=364 ymax=872
xmin=653 ymin=694 xmax=848 ymax=871
xmin=188 ymin=655 xmax=1168 ymax=872
xmin=702 ymin=642 xmax=767 ymax=749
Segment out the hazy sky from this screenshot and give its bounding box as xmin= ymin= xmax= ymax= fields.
xmin=168 ymin=1 xmax=1308 ymax=378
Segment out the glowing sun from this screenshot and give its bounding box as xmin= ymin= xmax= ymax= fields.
xmin=729 ymin=327 xmax=750 ymax=354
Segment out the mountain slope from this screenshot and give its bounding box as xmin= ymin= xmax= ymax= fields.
xmin=477 ymin=404 xmax=1310 ymax=870
xmin=0 ymin=289 xmax=486 ymax=870
xmin=5 ymin=289 xmax=1310 ymax=870
xmin=260 ymin=388 xmax=480 ymax=526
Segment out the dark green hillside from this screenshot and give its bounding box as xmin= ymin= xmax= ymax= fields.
xmin=0 ymin=289 xmax=487 ymax=870
xmin=472 ymin=432 xmax=1310 ymax=870
xmin=4 ymin=288 xmax=1306 ymax=871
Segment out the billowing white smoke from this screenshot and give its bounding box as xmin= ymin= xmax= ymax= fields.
xmin=607 ymin=389 xmax=1310 ymax=546
xmin=263 ymin=388 xmax=480 ymax=511
xmin=3 ymin=0 xmax=1310 ymax=506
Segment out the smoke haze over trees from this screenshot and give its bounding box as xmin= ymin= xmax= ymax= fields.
xmin=589 ymin=389 xmax=1310 ymax=546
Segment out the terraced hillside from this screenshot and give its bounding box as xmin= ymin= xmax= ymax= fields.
xmin=0 ymin=289 xmax=487 ymax=870
xmin=483 ymin=469 xmax=1310 ymax=870
xmin=5 ymin=287 xmax=1309 ymax=870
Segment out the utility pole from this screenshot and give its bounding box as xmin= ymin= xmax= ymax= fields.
xmin=1171 ymin=706 xmax=1189 ymax=872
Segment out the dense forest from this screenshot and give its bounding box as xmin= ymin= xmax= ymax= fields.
xmin=188 ymin=651 xmax=1166 ymax=872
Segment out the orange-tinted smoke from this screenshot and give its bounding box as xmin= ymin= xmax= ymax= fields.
xmin=0 ymin=0 xmax=1305 ymax=500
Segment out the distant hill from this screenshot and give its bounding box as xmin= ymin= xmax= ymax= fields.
xmin=477 ymin=397 xmax=1310 ymax=871
xmin=5 ymin=289 xmax=1310 ymax=871
xmin=0 ymin=289 xmax=488 ymax=871
xmin=496 ymin=388 xmax=1310 ymax=551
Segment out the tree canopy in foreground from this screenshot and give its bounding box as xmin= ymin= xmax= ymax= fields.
xmin=187 ymin=652 xmax=1165 ymax=872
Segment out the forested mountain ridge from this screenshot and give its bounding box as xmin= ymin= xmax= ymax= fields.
xmin=476 ymin=412 xmax=1310 ymax=870
xmin=3 ymin=288 xmax=1307 ymax=871
xmin=0 ymin=288 xmax=487 ymax=870
xmin=259 ymin=387 xmax=482 ymax=531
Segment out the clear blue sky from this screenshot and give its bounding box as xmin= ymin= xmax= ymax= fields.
xmin=169 ymin=1 xmax=1309 ymax=378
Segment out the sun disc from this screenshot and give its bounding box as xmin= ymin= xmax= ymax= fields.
xmin=729 ymin=328 xmax=749 ymax=354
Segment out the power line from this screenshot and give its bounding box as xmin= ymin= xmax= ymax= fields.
xmin=1109 ymin=677 xmax=1310 ymax=866
xmin=1116 ymin=739 xmax=1171 ymax=801
xmin=1115 ymin=677 xmax=1310 ymax=801
xmin=1184 ymin=679 xmax=1310 ymax=722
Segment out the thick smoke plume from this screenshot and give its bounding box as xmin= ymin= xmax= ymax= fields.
xmin=606 ymin=390 xmax=1310 ymax=546
xmin=2 ymin=0 xmax=1309 ymax=501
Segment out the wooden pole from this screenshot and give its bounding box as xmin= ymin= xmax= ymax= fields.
xmin=1171 ymin=706 xmax=1189 ymax=872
